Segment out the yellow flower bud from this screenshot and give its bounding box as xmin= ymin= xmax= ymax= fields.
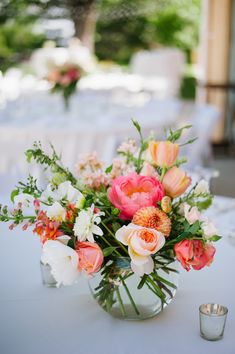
xmin=161 ymin=196 xmax=172 ymax=213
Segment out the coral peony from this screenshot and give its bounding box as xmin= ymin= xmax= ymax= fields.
xmin=174 ymin=239 xmax=216 ymax=271
xmin=108 ymin=172 xmax=165 ymax=220
xmin=132 ymin=206 xmax=171 ymax=237
xmin=76 ymin=241 xmax=104 ymax=275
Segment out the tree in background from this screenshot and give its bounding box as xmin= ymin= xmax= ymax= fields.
xmin=95 ymin=0 xmax=201 ymax=64
xmin=0 ymin=0 xmax=201 ymax=71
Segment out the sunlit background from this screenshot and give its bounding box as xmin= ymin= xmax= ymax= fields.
xmin=0 ymin=0 xmax=234 ymax=200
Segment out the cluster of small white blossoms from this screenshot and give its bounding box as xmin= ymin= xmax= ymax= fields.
xmin=179 ymin=180 xmax=218 ymax=239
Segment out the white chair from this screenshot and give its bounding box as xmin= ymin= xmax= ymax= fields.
xmin=130 ymin=48 xmax=185 ymax=97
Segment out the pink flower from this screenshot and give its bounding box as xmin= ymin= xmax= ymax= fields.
xmin=108 ymin=172 xmax=165 ymax=220
xmin=140 ymin=162 xmax=160 ymax=178
xmin=162 ymin=166 xmax=191 ymax=198
xmin=174 ymin=239 xmax=216 ymax=271
xmin=76 ymin=242 xmax=104 ymax=275
xmin=67 ymin=68 xmax=80 ymax=81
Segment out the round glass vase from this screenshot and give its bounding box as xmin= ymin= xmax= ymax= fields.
xmin=40 ymin=261 xmax=57 ymax=287
xmin=88 ymin=258 xmax=179 ymax=321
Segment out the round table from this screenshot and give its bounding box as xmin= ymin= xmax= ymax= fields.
xmin=0 ymin=195 xmax=234 ymax=354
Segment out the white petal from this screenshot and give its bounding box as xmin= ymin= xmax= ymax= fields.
xmin=115 ymin=225 xmax=130 ymax=246
xmin=131 ymin=257 xmax=154 ymax=275
xmin=128 ymin=246 xmax=149 ymax=265
xmin=87 ymin=231 xmax=95 ymax=243
xmin=42 ymin=240 xmax=79 ymax=286
xmin=92 ymin=224 xmax=103 ymax=236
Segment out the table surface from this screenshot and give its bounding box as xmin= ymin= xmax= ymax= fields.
xmin=0 ymin=195 xmax=234 ymax=354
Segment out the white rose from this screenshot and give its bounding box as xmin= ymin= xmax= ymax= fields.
xmin=41 ymin=240 xmax=79 ymax=287
xmin=46 ymin=202 xmax=66 ymax=222
xmin=194 ymin=180 xmax=209 ymax=195
xmin=202 ymin=219 xmax=218 ymax=239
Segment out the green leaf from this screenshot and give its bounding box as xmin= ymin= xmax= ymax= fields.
xmin=132 ymin=119 xmax=141 ymax=134
xmin=67 ymin=239 xmax=75 ymax=249
xmin=196 ymin=197 xmax=213 ymax=211
xmin=137 ymin=274 xmax=147 ymax=289
xmin=25 ymin=150 xmax=33 ymax=163
xmin=111 ymin=208 xmax=120 ymax=216
xmin=167 ymin=125 xmax=192 ymax=142
xmin=188 ymin=220 xmax=200 ymax=234
xmin=10 ymin=189 xmax=19 ymax=203
xmin=208 ymin=235 xmax=222 ymax=242
xmin=105 ymin=164 xmax=113 ymax=174
xmin=103 ymin=247 xmax=117 ymax=257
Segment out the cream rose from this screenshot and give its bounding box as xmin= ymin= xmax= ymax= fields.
xmin=115 ymin=223 xmax=165 ymax=275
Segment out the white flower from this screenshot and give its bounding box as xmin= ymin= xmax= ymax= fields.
xmin=201 ymin=219 xmax=218 ymax=239
xmin=14 ymin=193 xmax=34 ymax=208
xmin=181 ymin=203 xmax=201 ymax=225
xmin=46 ymin=201 xmax=66 ymax=222
xmin=73 ymin=205 xmax=104 ymax=242
xmin=194 ymin=180 xmax=210 ymax=195
xmin=57 ymin=181 xmax=84 ymax=204
xmin=41 ymin=181 xmax=85 ymax=205
xmin=41 ymin=240 xmax=79 ymax=287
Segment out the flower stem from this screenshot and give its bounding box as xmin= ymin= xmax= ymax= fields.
xmin=115 ymin=285 xmax=126 ymax=317
xmin=100 ymin=235 xmax=122 ymax=257
xmin=101 ymin=222 xmax=129 ymax=256
xmin=120 ymin=276 xmax=140 ymax=315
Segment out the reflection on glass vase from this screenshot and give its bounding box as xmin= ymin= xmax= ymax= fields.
xmin=40 ymin=261 xmax=57 ymax=287
xmin=88 ymin=257 xmax=180 ymax=321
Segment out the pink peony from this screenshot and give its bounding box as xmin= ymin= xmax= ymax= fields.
xmin=76 ymin=242 xmax=104 ymax=275
xmin=174 ymin=239 xmax=216 ymax=271
xmin=108 ymin=172 xmax=165 ymax=220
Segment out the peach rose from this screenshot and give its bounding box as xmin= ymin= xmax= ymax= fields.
xmin=108 ymin=172 xmax=165 ymax=220
xmin=76 ymin=242 xmax=104 ymax=275
xmin=147 ymin=141 xmax=179 ymax=168
xmin=162 ymin=166 xmax=191 ymax=198
xmin=174 ymin=239 xmax=216 ymax=271
xmin=116 ymin=223 xmax=165 ymax=275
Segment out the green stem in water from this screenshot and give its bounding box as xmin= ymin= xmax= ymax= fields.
xmin=120 ymin=276 xmax=140 ymax=315
xmin=115 ymin=285 xmax=126 ymax=317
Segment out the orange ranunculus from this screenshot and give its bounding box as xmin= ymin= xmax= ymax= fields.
xmin=148 ymin=141 xmax=179 ymax=168
xmin=162 ymin=166 xmax=191 ymax=198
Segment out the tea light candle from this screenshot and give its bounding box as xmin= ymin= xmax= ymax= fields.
xmin=199 ymin=303 xmax=228 ymax=341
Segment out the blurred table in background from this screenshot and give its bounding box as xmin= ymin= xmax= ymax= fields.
xmin=0 ymin=78 xmax=220 ymax=199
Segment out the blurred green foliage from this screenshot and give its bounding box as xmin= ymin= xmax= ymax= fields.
xmin=96 ymin=0 xmax=201 ymax=64
xmin=0 ymin=0 xmax=201 ymax=71
xmin=0 ymin=23 xmax=45 ymax=71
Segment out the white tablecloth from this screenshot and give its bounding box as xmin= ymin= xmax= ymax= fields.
xmin=0 ymin=195 xmax=234 ymax=354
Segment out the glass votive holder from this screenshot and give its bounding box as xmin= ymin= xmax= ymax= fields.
xmin=40 ymin=261 xmax=57 ymax=287
xmin=199 ymin=303 xmax=228 ymax=341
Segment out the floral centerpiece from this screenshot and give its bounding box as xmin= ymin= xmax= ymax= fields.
xmin=47 ymin=63 xmax=82 ymax=109
xmin=0 ymin=121 xmax=221 ymax=320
